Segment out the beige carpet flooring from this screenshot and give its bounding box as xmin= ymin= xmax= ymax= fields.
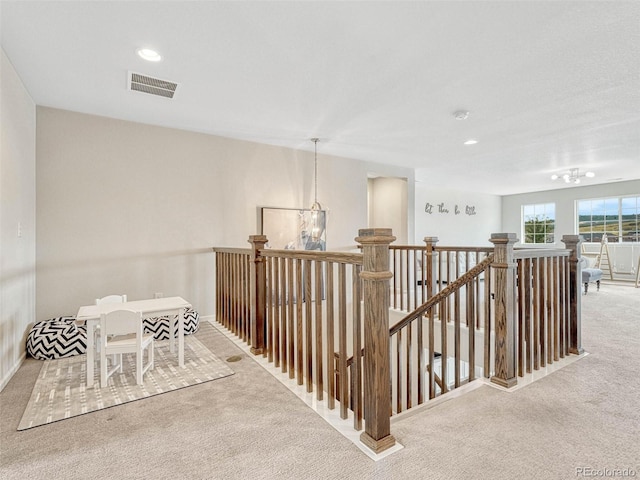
xmin=1 ymin=282 xmax=639 ymax=479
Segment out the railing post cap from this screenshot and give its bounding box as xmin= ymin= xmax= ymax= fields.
xmin=356 ymin=228 xmax=396 ymax=245
xmin=248 ymin=235 xmax=268 ymax=243
xmin=489 ymin=233 xmax=519 ymax=244
xmin=561 ymin=234 xmax=584 ymax=244
xmin=423 ymin=236 xmax=439 ymax=243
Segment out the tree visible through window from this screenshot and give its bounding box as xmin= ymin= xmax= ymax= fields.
xmin=578 ymin=196 xmax=640 ymax=242
xmin=523 ymin=203 xmax=555 ymax=244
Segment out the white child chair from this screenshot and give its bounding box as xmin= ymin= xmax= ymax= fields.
xmin=96 ymin=294 xmax=127 ymax=305
xmin=94 ymin=295 xmax=128 ymax=355
xmin=100 ymin=309 xmax=154 ymax=388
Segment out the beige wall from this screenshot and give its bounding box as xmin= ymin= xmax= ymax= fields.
xmin=36 ymin=107 xmax=415 ymax=320
xmin=368 ymin=177 xmax=409 ymax=244
xmin=1 ymin=49 xmax=36 ymax=390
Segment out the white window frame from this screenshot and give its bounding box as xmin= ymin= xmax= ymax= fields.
xmin=521 ymin=202 xmax=556 ymax=245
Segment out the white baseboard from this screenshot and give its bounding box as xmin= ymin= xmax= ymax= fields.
xmin=0 ymin=352 xmax=26 ymax=393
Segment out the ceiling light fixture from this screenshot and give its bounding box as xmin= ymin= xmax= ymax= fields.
xmin=137 ymin=48 xmax=162 ymax=62
xmin=309 ymin=138 xmax=324 ymax=242
xmin=464 ymin=139 xmax=478 ymax=145
xmin=551 ymin=168 xmax=595 ymax=184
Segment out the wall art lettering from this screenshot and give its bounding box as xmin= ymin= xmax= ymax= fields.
xmin=425 ymin=202 xmax=477 ymax=216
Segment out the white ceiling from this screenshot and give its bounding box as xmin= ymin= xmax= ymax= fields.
xmin=2 ymin=1 xmax=639 ymax=195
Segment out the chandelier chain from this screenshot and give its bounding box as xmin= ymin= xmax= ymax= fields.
xmin=311 ymin=137 xmax=320 ymax=207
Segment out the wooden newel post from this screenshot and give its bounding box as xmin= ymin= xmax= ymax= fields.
xmin=356 ymin=228 xmax=396 ymax=454
xmin=489 ymin=233 xmax=518 ymax=388
xmin=561 ymin=235 xmax=584 ymax=355
xmin=424 ymin=237 xmax=439 ymax=301
xmin=248 ymin=235 xmax=268 ymax=355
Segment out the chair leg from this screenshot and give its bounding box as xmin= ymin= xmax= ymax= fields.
xmin=584 ymin=282 xmax=588 ymax=294
xmin=136 ymin=351 xmax=143 ymax=385
xmin=118 ymin=354 xmax=123 ymax=373
xmin=101 ymin=354 xmax=107 ymax=388
xmin=596 ymin=280 xmax=600 ymax=291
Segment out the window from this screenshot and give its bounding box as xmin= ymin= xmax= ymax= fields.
xmin=522 ymin=203 xmax=555 ymax=244
xmin=577 ymin=196 xmax=640 ymax=242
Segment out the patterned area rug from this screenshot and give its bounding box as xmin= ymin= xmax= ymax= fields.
xmin=18 ymin=335 xmax=234 ymax=430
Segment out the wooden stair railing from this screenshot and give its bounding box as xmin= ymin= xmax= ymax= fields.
xmin=214 ymin=231 xmax=583 ymax=453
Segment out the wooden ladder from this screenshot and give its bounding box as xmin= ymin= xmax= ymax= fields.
xmin=595 ymin=234 xmax=614 ymax=281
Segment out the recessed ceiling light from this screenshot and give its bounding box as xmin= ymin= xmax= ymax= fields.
xmin=464 ymin=139 xmax=478 ymax=145
xmin=585 ymin=171 xmax=595 ymax=178
xmin=137 ymin=48 xmax=162 ymax=62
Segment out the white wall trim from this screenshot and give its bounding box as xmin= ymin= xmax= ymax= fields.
xmin=0 ymin=353 xmax=26 ymax=393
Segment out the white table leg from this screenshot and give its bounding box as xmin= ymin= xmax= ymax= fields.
xmin=169 ymin=312 xmax=176 ymax=354
xmin=86 ymin=320 xmax=95 ymax=388
xmin=178 ymin=308 xmax=184 ymax=367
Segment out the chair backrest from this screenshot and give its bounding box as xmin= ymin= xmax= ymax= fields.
xmin=100 ymin=309 xmax=143 ymax=338
xmin=96 ymin=294 xmax=128 ymax=305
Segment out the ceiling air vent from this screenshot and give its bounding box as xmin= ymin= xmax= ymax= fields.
xmin=128 ymin=71 xmax=178 ymax=99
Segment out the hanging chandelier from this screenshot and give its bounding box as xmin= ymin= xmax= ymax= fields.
xmin=310 ymin=138 xmax=323 ymax=241
xmin=550 ymin=167 xmax=595 ymax=184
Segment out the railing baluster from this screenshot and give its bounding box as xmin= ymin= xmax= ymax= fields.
xmin=428 ymin=307 xmax=435 ymax=399
xmin=539 ymin=257 xmax=546 ymax=368
xmin=296 ymin=259 xmax=303 ymax=385
xmin=399 ymin=250 xmax=405 ymax=312
xmin=287 ymin=258 xmax=294 ymax=372
xmin=532 ymin=258 xmax=539 ymax=370
xmin=396 ymin=331 xmax=402 ymax=413
xmin=393 ymin=250 xmax=398 ymax=310
xmin=559 ymin=256 xmax=566 ymax=358
xmin=326 ymin=262 xmax=335 ymax=407
xmin=272 ymin=257 xmax=280 ymax=366
xmin=352 ymin=263 xmax=362 ymax=429
xmin=524 ymin=258 xmax=532 ymax=373
xmin=315 ymin=260 xmax=324 ymax=400
xmin=440 ymin=298 xmax=447 ymax=394
xmin=266 ymin=257 xmax=273 ymax=362
xmin=517 ymin=259 xmax=525 ymax=376
xmin=468 ymin=279 xmax=475 ymax=382
xmin=483 ymin=263 xmax=492 ymax=378
xmin=413 ymin=250 xmax=418 ymax=311
xmin=553 ymin=256 xmax=560 ymax=362
xmin=338 ymin=263 xmax=348 ymax=419
xmin=304 ymin=259 xmax=313 ymax=392
xmin=546 ymin=256 xmax=553 ymax=365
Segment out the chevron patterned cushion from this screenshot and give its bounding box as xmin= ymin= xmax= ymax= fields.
xmin=143 ymin=308 xmax=200 ymax=340
xmin=27 ymin=317 xmax=87 ymax=360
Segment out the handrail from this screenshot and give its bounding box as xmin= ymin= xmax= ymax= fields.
xmin=435 ymin=246 xmax=494 ymax=253
xmin=514 ymin=248 xmax=570 ymax=259
xmin=387 ymin=245 xmax=494 ymax=253
xmin=260 ymin=248 xmax=363 ymax=265
xmin=389 ymin=254 xmax=494 ymax=336
xmin=212 ymin=247 xmax=252 ymax=254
